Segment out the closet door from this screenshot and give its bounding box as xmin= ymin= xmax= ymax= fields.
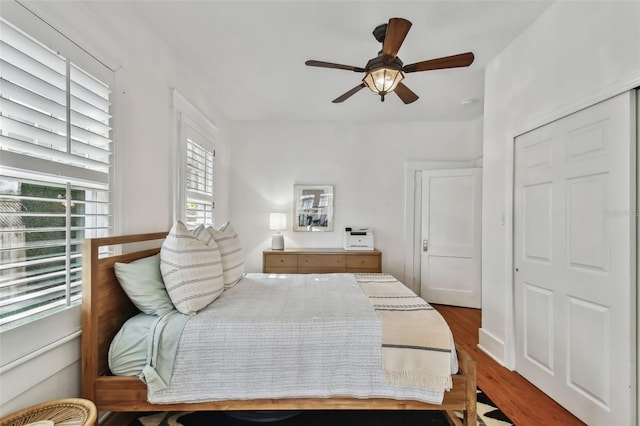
xmin=513 ymin=91 xmax=635 ymax=426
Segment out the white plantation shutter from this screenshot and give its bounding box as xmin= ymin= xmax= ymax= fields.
xmin=185 ymin=123 xmax=215 ymax=228
xmin=0 ymin=17 xmax=113 ymax=330
xmin=0 ymin=19 xmax=111 ymax=181
xmin=173 ymin=90 xmax=217 ymax=229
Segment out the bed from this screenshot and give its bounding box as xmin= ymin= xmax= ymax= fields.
xmin=81 ymin=231 xmax=477 ymax=425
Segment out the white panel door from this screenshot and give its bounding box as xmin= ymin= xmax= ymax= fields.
xmin=514 ymin=92 xmax=636 ymax=426
xmin=421 ymin=168 xmax=482 ymax=308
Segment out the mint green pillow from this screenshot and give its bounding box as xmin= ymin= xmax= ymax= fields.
xmin=114 ymin=254 xmax=175 ymax=315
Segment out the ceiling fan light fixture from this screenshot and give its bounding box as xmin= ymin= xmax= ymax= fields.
xmin=304 ymin=17 xmax=474 ymax=105
xmin=363 ymin=67 xmax=404 ymax=101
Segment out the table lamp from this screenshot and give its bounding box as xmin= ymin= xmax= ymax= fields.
xmin=269 ymin=212 xmax=286 ymax=250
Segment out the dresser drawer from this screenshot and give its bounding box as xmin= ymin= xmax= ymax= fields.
xmin=265 ymin=266 xmax=298 ymax=273
xmin=346 ymin=254 xmax=381 ymax=271
xmin=264 ymin=254 xmax=297 ymax=268
xmin=298 ymin=254 xmax=346 ymax=273
xmin=263 ymin=249 xmax=382 ymax=274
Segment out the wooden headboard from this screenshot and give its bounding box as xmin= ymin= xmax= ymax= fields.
xmin=81 ymin=232 xmax=167 ymax=401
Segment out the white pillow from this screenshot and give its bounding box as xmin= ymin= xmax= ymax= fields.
xmin=192 ymin=223 xmax=214 ymax=245
xmin=160 ymin=221 xmax=224 ymax=314
xmin=208 ymin=221 xmax=245 ymax=289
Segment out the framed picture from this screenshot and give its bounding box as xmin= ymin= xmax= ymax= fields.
xmin=293 ymin=184 xmax=334 ymax=231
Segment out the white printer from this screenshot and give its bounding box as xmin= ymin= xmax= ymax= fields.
xmin=343 ymin=227 xmax=374 ymax=251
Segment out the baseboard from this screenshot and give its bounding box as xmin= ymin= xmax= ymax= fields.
xmin=478 ymin=328 xmax=507 ymax=367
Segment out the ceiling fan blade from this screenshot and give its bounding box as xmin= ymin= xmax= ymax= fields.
xmin=403 ymin=52 xmax=475 ymax=73
xmin=382 ymin=18 xmax=412 ymax=59
xmin=394 ymin=82 xmax=419 ymax=104
xmin=332 ymin=83 xmax=366 ymax=103
xmin=305 ymin=60 xmax=365 ymax=72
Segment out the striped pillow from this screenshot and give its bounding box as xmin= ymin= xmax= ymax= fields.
xmin=160 ymin=221 xmax=224 ymax=314
xmin=208 ymin=221 xmax=244 ymax=289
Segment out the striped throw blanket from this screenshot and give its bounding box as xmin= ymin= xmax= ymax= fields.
xmin=355 ymin=273 xmax=453 ymax=392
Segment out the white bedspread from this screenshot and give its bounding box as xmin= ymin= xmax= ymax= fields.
xmin=148 ymin=273 xmax=447 ymax=404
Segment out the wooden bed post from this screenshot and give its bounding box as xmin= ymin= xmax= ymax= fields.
xmin=460 ymin=347 xmax=477 ymax=426
xmin=444 ymin=346 xmax=477 ymax=426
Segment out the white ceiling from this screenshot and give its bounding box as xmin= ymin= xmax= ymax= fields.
xmin=124 ymin=1 xmax=553 ymax=122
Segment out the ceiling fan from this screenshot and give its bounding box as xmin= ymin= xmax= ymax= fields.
xmin=305 ymin=17 xmax=474 ymax=104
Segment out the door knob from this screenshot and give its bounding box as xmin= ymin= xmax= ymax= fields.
xmin=423 ymin=240 xmax=429 ymax=252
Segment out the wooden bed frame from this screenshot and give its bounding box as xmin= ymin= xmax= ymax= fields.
xmin=81 ymin=232 xmax=477 ymax=426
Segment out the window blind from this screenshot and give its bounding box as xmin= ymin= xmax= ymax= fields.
xmin=0 ymin=18 xmax=112 ymax=331
xmin=184 ymin=122 xmax=214 ymax=229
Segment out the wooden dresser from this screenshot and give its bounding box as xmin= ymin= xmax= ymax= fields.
xmin=263 ymin=248 xmax=382 ymax=274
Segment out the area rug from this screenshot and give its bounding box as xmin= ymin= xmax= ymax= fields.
xmin=130 ymin=389 xmax=513 ymax=426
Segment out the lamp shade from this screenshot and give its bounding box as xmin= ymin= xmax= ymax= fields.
xmin=269 ymin=212 xmax=287 ymax=231
xmin=363 ymin=67 xmax=404 ymax=95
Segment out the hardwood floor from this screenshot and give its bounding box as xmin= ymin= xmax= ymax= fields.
xmin=433 ymin=304 xmax=585 ymax=426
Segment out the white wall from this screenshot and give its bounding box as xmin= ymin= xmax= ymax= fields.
xmin=470 ymin=115 xmax=484 ymax=162
xmin=0 ymin=1 xmax=232 ymax=415
xmin=80 ymin=1 xmax=234 ymax=233
xmin=481 ymin=1 xmax=640 ymax=366
xmin=228 ymin=120 xmax=480 ymax=279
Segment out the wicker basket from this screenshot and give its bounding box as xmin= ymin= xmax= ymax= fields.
xmin=0 ymin=398 xmax=97 ymax=426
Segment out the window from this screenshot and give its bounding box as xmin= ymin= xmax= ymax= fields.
xmin=184 ymin=121 xmax=215 ymax=228
xmin=173 ymin=90 xmax=216 ymax=229
xmin=0 ymin=17 xmax=113 ymax=331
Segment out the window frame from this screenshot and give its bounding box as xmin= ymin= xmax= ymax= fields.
xmin=0 ymin=0 xmax=118 ymax=375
